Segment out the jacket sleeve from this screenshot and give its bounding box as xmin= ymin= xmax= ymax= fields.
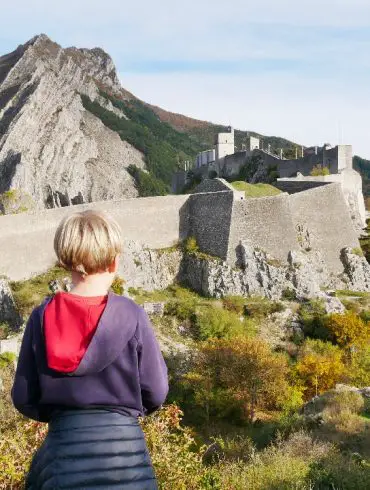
xmin=11 ymin=311 xmax=44 ymax=421
xmin=136 ymin=308 xmax=169 ymax=415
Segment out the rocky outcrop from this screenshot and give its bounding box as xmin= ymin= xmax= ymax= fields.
xmin=181 ymin=243 xmax=367 ymax=300
xmin=341 ymin=247 xmax=370 ymax=291
xmin=182 ymin=243 xmax=330 ymax=300
xmin=0 ymin=278 xmax=22 ymax=329
xmin=0 ymin=34 xmax=145 ymax=208
xmin=119 ymin=240 xmax=183 ymax=292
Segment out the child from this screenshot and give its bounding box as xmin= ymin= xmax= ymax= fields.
xmin=12 ymin=210 xmax=168 ymax=489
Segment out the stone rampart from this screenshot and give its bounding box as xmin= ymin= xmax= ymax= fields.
xmin=228 ymin=193 xmax=299 ymax=265
xmin=192 ymin=178 xmax=234 ymax=194
xmin=187 ymin=191 xmax=234 ymax=260
xmin=277 ymin=168 xmax=366 ymax=232
xmin=0 ymin=180 xmax=362 ymax=285
xmin=275 ymin=181 xmax=327 ymax=194
xmin=289 ymin=184 xmax=359 ymax=273
xmin=0 ymin=195 xmax=189 ymax=280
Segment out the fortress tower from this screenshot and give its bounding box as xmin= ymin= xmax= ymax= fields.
xmin=215 ymin=126 xmax=235 ymax=160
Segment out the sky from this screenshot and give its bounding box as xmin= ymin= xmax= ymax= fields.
xmin=0 ymin=0 xmax=369 ymax=157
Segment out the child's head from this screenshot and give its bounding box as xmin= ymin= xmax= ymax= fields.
xmin=54 ymin=210 xmax=122 ymax=276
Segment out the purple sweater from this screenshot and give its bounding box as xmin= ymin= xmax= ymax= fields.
xmin=11 ymin=293 xmax=169 ymax=421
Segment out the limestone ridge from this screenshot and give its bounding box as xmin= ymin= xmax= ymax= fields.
xmin=0 ymin=34 xmax=145 ymax=208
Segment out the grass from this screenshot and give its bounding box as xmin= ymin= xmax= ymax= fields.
xmin=231 ymin=181 xmax=282 ymax=198
xmin=10 ymin=266 xmax=70 ymax=317
xmin=336 ymin=290 xmax=370 ymax=298
xmin=128 ymin=287 xmax=174 ymax=305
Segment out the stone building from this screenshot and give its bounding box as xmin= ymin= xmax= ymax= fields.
xmin=215 ymin=126 xmax=235 ymax=160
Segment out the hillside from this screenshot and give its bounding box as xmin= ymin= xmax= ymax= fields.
xmin=354 ymin=155 xmax=370 ymax=199
xmin=149 ymin=103 xmax=299 ymax=156
xmin=1 ymin=269 xmax=370 ymax=488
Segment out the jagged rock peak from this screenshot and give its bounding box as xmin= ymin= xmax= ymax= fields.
xmin=0 ymin=34 xmax=145 ymax=209
xmin=4 ymin=34 xmax=120 ymax=87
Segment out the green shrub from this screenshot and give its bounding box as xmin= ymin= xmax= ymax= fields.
xmin=347 ymin=345 xmax=370 ymax=387
xmin=323 ymin=391 xmax=365 ymax=418
xmin=165 ymin=298 xmax=197 ymax=322
xmin=194 ymin=306 xmax=253 ymax=340
xmin=298 ymin=299 xmax=330 ymax=340
xmin=217 ymin=431 xmax=330 ymax=490
xmin=141 ymin=405 xmax=220 ymax=489
xmin=110 ymin=276 xmax=125 ymax=295
xmin=0 ymin=322 xmax=10 ymax=340
xmin=282 ymin=288 xmax=297 ymax=301
xmin=222 ymin=295 xmax=245 ymax=314
xmin=352 ymin=247 xmax=365 ymax=257
xmin=310 ymin=164 xmax=330 ymax=176
xmin=309 ymin=450 xmax=370 ymax=489
xmin=127 ymin=165 xmax=168 ymax=197
xmin=0 ymin=352 xmax=16 ymax=368
xmin=244 ymin=296 xmax=285 ymax=318
xmin=183 ymin=237 xmax=199 ymax=254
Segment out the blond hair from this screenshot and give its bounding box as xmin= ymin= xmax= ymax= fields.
xmin=54 ymin=210 xmax=122 ymax=275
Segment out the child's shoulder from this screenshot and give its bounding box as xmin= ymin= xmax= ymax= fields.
xmin=107 ymin=293 xmax=148 ymax=321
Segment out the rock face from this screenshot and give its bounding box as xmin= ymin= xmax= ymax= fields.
xmin=181 ymin=242 xmax=367 ymax=300
xmin=341 ymin=247 xmax=370 ymax=291
xmin=119 ymin=240 xmax=183 ymax=292
xmin=0 ymin=278 xmax=22 ymax=329
xmin=0 ymin=34 xmax=145 ymax=208
xmin=182 ymin=243 xmax=329 ymax=300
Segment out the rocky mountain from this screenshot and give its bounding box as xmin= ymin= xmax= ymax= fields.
xmin=0 ymin=34 xmax=146 ymax=208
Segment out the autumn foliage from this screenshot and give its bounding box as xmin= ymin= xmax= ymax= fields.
xmin=296 ymin=339 xmax=345 ymax=398
xmin=185 ymin=337 xmax=291 ymax=422
xmin=325 ymin=311 xmax=370 ymax=350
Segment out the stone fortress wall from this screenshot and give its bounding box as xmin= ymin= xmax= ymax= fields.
xmin=0 ymin=179 xmax=361 ymax=283
xmin=0 ymin=195 xmax=189 ymax=281
xmin=276 ymin=168 xmax=367 ymax=233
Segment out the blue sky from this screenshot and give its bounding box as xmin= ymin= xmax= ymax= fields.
xmin=1 ymin=0 xmax=370 ymax=157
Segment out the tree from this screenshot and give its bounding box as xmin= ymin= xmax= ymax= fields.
xmin=186 ymin=337 xmax=290 ymax=423
xmin=296 ymin=339 xmax=345 ymax=398
xmin=347 ymin=345 xmax=370 ymax=387
xmin=325 ymin=312 xmax=370 ymax=352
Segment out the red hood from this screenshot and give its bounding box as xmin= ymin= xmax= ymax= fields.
xmin=44 ymin=292 xmax=107 ymax=373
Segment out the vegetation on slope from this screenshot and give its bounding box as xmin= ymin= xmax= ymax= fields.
xmin=82 ymin=89 xmax=370 ymax=200
xmin=81 ymin=92 xmax=207 ymax=195
xmin=360 ymin=219 xmax=370 ymax=263
xmin=354 ymin=156 xmax=370 ymax=197
xmin=2 ymin=269 xmax=370 ymax=488
xmin=231 ymin=181 xmax=281 ymax=198
xmin=149 ymin=103 xmax=300 ymax=156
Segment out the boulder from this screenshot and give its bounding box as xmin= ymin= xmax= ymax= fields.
xmin=0 ymin=278 xmax=22 ymax=329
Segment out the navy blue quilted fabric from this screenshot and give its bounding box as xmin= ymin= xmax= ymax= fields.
xmin=26 ymin=410 xmax=158 ymax=489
